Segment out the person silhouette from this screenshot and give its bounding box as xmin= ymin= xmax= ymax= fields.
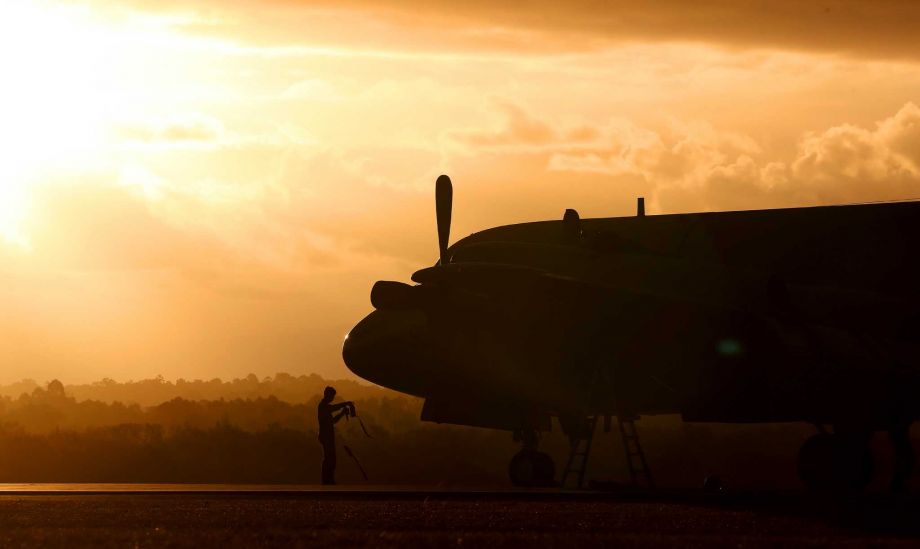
xmin=317 ymin=386 xmax=354 ymax=485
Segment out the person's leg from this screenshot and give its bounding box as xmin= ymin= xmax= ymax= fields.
xmin=328 ymin=442 xmax=337 ymax=484
xmin=321 ymin=439 xmax=336 ymax=484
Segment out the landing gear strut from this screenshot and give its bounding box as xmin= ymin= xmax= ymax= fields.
xmin=889 ymin=422 xmax=915 ymax=494
xmin=508 ymin=428 xmax=555 ymax=487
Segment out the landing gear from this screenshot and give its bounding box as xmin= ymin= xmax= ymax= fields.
xmin=797 ymin=432 xmax=873 ymax=493
xmin=889 ymin=422 xmax=915 ymax=494
xmin=509 ymin=450 xmax=556 ymax=487
xmin=509 ymin=428 xmax=556 ymax=487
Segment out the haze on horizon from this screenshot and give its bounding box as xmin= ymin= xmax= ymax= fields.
xmin=1 ymin=0 xmax=919 ymax=384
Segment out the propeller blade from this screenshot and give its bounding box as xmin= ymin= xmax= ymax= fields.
xmin=435 ymin=174 xmax=452 ymax=265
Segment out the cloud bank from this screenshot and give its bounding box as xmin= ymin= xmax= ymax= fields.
xmin=92 ymin=0 xmax=920 ymax=58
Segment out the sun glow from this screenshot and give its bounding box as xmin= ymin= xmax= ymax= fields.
xmin=0 ymin=1 xmax=198 ymax=247
xmin=0 ymin=1 xmax=118 ymax=245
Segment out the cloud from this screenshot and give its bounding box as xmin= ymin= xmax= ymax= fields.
xmin=21 ymin=175 xmax=232 ymax=273
xmin=786 ymin=102 xmax=920 ymax=203
xmin=794 ymin=102 xmax=920 ymax=181
xmin=450 ymin=102 xmax=608 ymax=153
xmin=86 ymin=0 xmax=920 ymax=59
xmin=261 ymin=98 xmax=913 ymax=241
xmin=877 ymin=102 xmax=920 ymax=167
xmin=115 ymin=114 xmax=223 ymax=145
xmin=452 ymin=103 xmax=558 ymax=149
xmin=541 ymin=101 xmax=920 ymax=212
xmin=280 ymin=78 xmax=341 ymax=101
xmin=0 ymin=169 xmax=417 ymax=383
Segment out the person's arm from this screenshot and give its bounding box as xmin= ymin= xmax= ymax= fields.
xmin=329 ymin=401 xmax=353 ymax=411
xmin=332 ymin=408 xmax=349 ymax=423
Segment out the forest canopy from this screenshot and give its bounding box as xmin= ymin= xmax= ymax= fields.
xmin=0 ymin=375 xmax=913 ymax=491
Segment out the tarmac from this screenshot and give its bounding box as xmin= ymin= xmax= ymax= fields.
xmin=0 ymin=485 xmax=917 ymax=547
xmin=0 ymin=483 xmax=667 ymax=498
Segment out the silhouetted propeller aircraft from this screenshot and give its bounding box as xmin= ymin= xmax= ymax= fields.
xmin=343 ymin=175 xmax=920 ymax=492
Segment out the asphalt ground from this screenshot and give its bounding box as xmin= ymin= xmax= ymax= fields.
xmin=0 ymin=486 xmax=917 ymax=547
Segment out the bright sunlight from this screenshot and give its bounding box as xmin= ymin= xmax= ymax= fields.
xmin=0 ymin=0 xmax=192 ymax=247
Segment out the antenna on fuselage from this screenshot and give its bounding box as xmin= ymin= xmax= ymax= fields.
xmin=563 ymin=208 xmax=582 ymax=241
xmin=637 ymin=197 xmax=645 ymax=217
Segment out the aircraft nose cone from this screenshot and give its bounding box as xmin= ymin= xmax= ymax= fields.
xmin=342 ymin=309 xmax=431 ymax=396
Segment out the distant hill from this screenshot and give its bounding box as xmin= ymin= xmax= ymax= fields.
xmin=0 ymin=374 xmax=422 ymax=435
xmin=0 ymin=373 xmax=403 ymax=407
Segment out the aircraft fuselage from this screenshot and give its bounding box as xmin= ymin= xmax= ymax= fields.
xmin=344 ymin=199 xmax=920 ymax=432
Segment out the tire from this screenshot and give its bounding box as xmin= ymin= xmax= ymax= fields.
xmin=798 ymin=433 xmax=873 ymax=493
xmin=509 ymin=450 xmax=556 ymax=487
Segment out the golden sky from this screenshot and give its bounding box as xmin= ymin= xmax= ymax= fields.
xmin=1 ymin=0 xmax=919 ymax=383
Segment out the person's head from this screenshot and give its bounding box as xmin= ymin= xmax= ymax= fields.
xmin=323 ymin=386 xmax=336 ymax=401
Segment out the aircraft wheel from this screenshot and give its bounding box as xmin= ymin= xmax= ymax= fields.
xmin=509 ymin=450 xmax=556 ymax=487
xmin=797 ymin=433 xmax=873 ymax=493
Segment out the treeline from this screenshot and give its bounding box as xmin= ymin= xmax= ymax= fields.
xmin=0 ymin=377 xmax=515 ymax=484
xmin=0 ymin=377 xmax=914 ymax=490
xmin=0 ymin=378 xmax=420 ymax=435
xmin=0 ymin=373 xmax=390 ymax=408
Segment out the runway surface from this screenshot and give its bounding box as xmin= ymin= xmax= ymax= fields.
xmin=0 ymin=483 xmax=636 ymax=497
xmin=0 ymin=485 xmax=917 ymax=547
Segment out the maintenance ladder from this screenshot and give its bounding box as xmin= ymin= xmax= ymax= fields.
xmin=560 ymin=414 xmax=654 ymax=489
xmin=560 ymin=415 xmax=598 ymax=489
xmin=618 ymin=414 xmax=654 ymax=488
